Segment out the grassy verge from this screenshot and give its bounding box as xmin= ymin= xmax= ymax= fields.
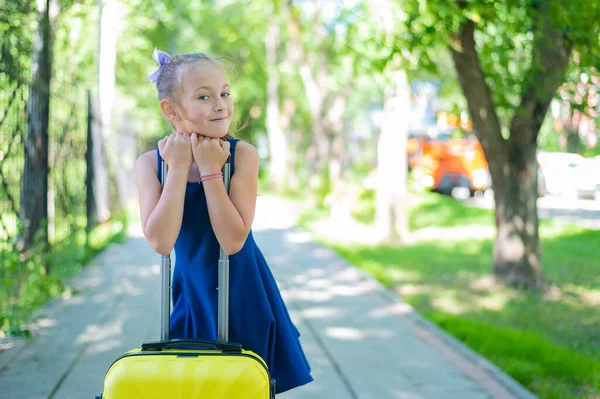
xmin=0 ymin=212 xmax=129 ymax=337
xmin=349 ymin=188 xmax=497 ymax=229
xmin=301 ymin=191 xmax=600 ymax=399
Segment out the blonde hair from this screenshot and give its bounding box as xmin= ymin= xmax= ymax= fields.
xmin=152 ymin=51 xmax=240 ymax=138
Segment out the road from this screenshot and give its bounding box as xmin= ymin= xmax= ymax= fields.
xmin=465 ymin=193 xmax=600 ymax=229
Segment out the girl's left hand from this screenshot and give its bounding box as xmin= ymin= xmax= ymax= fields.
xmin=190 ymin=133 xmax=231 ymax=175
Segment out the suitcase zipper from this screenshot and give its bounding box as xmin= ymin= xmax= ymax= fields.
xmin=108 ymin=351 xmax=269 ymax=372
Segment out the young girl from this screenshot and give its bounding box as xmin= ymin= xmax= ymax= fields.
xmin=135 ymin=48 xmax=313 ymax=394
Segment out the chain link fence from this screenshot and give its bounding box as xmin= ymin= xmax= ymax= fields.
xmin=0 ymin=68 xmax=132 ymax=334
xmin=0 ymin=71 xmax=94 ymax=253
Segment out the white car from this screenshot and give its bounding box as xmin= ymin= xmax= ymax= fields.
xmin=537 ymin=152 xmax=599 ymax=199
xmin=574 ymin=157 xmax=600 ymax=199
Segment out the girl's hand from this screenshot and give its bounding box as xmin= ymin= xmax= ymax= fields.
xmin=158 ymin=132 xmax=192 ymax=170
xmin=191 ymin=133 xmax=231 ymax=175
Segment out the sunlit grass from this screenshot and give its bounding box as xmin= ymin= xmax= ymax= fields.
xmin=301 ymin=191 xmax=600 ymax=399
xmin=427 ymin=313 xmax=600 ymax=399
xmin=408 ymin=191 xmax=494 ymax=230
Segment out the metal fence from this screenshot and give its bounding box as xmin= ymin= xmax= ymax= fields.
xmin=0 ymin=71 xmax=98 ymax=257
xmin=0 ymin=72 xmax=25 ymax=245
xmin=0 ymin=63 xmax=145 ymax=333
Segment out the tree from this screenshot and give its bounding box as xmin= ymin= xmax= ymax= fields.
xmin=264 ymin=0 xmax=288 ymax=191
xmin=284 ymin=0 xmax=367 ymax=205
xmin=0 ymin=1 xmax=35 ymax=78
xmin=284 ymin=0 xmax=329 ymax=190
xmin=94 ymin=0 xmax=119 ymax=222
xmin=397 ymin=0 xmax=600 ymax=288
xmin=553 ymin=69 xmax=599 ymax=154
xmin=356 ymin=0 xmax=413 ymax=243
xmin=375 ymin=69 xmax=411 ymax=243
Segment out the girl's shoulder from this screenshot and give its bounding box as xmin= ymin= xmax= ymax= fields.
xmin=232 ymin=139 xmax=256 ymax=152
xmin=136 ymin=149 xmax=159 ymax=167
xmin=135 ymin=149 xmax=159 ymax=177
xmin=232 ymin=140 xmax=258 ymax=164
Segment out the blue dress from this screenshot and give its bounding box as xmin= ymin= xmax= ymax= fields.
xmin=157 ymin=138 xmax=313 ymax=394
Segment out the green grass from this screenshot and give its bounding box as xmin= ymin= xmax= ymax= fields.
xmin=408 ymin=191 xmax=495 ymax=230
xmin=427 ymin=313 xmax=600 ymax=399
xmin=302 ymin=190 xmax=600 ymax=399
xmin=350 ymin=188 xmax=377 ymax=224
xmin=349 ymin=188 xmax=496 ymax=229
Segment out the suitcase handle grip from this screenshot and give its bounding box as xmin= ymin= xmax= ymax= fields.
xmin=141 ymin=339 xmax=242 ymax=352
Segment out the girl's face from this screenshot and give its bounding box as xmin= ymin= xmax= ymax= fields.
xmin=175 ymin=62 xmax=234 ymax=138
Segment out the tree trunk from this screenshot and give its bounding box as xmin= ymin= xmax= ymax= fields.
xmin=20 ymin=0 xmax=52 ymax=253
xmin=285 ymin=0 xmax=328 ymax=189
xmin=565 ymin=127 xmax=582 ymax=153
xmin=490 ymin=147 xmax=541 ymax=288
xmin=87 ymin=94 xmax=111 ymax=225
xmin=265 ymin=14 xmax=288 ymax=192
xmin=324 ymin=88 xmax=350 ymax=183
xmin=114 ymin=111 xmax=138 ymax=211
xmin=86 ymin=90 xmax=97 ymax=231
xmin=94 ymin=0 xmax=120 ymax=221
xmin=376 ymin=70 xmax=411 ymax=243
xmin=299 ymin=61 xmax=328 ymax=189
xmin=280 ymin=98 xmax=300 ymax=191
xmin=328 ymin=135 xmax=344 ymax=183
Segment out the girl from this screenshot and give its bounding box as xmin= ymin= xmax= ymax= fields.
xmin=135 ymin=49 xmax=313 ymax=394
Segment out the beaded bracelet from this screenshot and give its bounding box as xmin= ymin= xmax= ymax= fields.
xmin=198 ymin=172 xmax=223 ymax=183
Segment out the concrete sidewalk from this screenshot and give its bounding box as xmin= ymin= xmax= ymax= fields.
xmin=0 ymin=196 xmax=537 ymax=399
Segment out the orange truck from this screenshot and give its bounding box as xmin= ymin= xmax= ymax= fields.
xmin=410 ymin=133 xmax=491 ymax=195
xmin=409 ymin=111 xmax=548 ymax=197
xmin=408 ymin=110 xmax=490 ymax=195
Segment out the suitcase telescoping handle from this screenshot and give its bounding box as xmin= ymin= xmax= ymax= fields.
xmin=142 ymin=339 xmax=241 ymax=352
xmin=217 ymin=155 xmax=231 ymax=342
xmin=218 ymin=155 xmax=231 ymax=342
xmin=160 ymin=154 xmax=232 ymax=342
xmin=159 ymin=160 xmax=170 ymax=341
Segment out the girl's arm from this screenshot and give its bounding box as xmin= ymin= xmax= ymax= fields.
xmin=135 ymin=150 xmax=189 ymax=256
xmin=202 ymin=141 xmax=259 ymax=255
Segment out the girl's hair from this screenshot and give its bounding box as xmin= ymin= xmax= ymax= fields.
xmin=149 ymin=49 xmax=240 ymax=138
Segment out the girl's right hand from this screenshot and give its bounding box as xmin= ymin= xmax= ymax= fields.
xmin=158 ymin=132 xmax=192 ymax=170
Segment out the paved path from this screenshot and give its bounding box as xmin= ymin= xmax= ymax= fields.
xmin=0 ymin=197 xmax=537 ymax=399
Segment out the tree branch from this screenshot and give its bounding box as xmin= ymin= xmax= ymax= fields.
xmin=509 ymin=0 xmax=572 ymax=151
xmin=449 ymin=18 xmax=506 ymax=166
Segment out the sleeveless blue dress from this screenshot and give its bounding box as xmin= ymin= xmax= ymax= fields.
xmin=157 ymin=138 xmax=313 ymax=394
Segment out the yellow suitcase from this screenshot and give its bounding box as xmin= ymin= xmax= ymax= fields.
xmin=96 ymin=156 xmax=275 ymax=398
xmin=98 ymin=340 xmax=274 ymax=398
